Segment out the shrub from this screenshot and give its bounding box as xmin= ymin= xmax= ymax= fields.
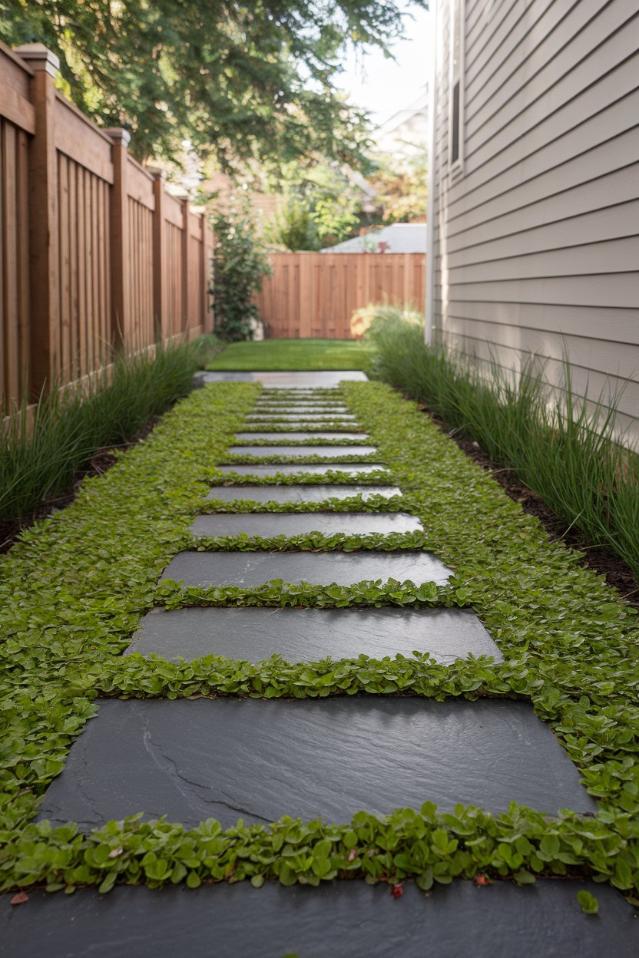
xmin=212 ymin=203 xmax=271 ymax=341
xmin=366 ymin=309 xmax=639 ymax=578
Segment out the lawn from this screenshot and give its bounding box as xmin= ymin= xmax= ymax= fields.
xmin=207 ymin=338 xmax=375 ymax=371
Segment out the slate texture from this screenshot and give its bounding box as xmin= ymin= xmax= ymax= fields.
xmin=128 ymin=607 xmax=502 ymax=663
xmin=37 ymin=698 xmax=596 ymax=828
xmin=206 ymin=484 xmax=400 ymax=502
xmin=190 ymin=511 xmax=422 ymax=537
xmin=234 ymin=432 xmax=368 ymax=441
xmin=214 ymin=464 xmax=387 ymax=476
xmin=228 ymin=444 xmax=377 ymax=457
xmin=160 ymin=549 xmax=452 ymax=587
xmin=3 ymin=882 xmax=638 ymax=958
xmin=196 ymin=371 xmax=367 ymax=385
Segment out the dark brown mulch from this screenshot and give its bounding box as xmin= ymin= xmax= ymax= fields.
xmin=0 ymin=417 xmax=160 ymax=556
xmin=417 ymin=403 xmax=639 ymax=608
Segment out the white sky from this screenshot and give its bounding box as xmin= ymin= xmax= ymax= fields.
xmin=338 ymin=3 xmax=431 ymax=127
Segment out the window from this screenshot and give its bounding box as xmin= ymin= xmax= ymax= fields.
xmin=449 ymin=0 xmax=464 ymax=176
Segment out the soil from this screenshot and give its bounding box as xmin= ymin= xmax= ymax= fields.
xmin=0 ymin=416 xmax=160 ymax=555
xmin=418 ymin=402 xmax=639 ymax=608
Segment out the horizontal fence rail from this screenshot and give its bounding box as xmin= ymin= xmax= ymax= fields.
xmin=0 ymin=42 xmax=213 ymax=408
xmin=255 ymin=252 xmax=426 ymax=339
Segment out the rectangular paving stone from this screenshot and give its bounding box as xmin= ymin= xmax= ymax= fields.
xmin=215 ymin=463 xmax=388 ymax=476
xmin=197 ymin=371 xmax=367 ymax=385
xmin=246 ymin=415 xmax=357 ymax=422
xmin=206 ymin=484 xmax=399 ymax=502
xmin=228 ymin=444 xmax=377 ymax=458
xmin=190 ymin=512 xmax=423 ymax=538
xmin=160 ymin=550 xmax=452 ymax=586
xmin=234 ymin=432 xmax=368 ymax=441
xmin=38 ymin=697 xmax=597 ymax=829
xmin=128 ymin=607 xmax=500 ymax=664
xmin=5 ymin=881 xmax=637 ymax=958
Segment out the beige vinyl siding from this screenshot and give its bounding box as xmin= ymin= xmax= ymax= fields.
xmin=431 ymin=0 xmax=639 ymax=446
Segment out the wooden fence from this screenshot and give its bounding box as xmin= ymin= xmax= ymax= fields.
xmin=0 ymin=42 xmax=213 ymax=408
xmin=255 ymin=252 xmax=426 ymax=339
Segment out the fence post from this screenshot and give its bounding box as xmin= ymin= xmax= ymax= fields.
xmin=200 ymin=214 xmax=212 ymax=331
xmin=15 ymin=43 xmax=59 ymax=396
xmin=180 ymin=197 xmax=190 ymax=334
xmin=150 ymin=168 xmax=167 ymax=341
xmin=104 ymin=128 xmax=130 ymax=351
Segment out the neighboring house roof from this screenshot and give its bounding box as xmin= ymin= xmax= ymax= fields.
xmin=321 ymin=223 xmax=427 ymax=254
xmin=373 ymin=87 xmax=429 ymax=159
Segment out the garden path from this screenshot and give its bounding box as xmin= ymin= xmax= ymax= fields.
xmin=4 ymin=371 xmax=638 ymax=956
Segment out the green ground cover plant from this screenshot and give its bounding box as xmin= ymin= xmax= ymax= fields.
xmin=0 ymin=338 xmax=215 ymax=524
xmin=207 ymin=338 xmax=374 ymax=371
xmin=367 ymin=312 xmax=639 ymax=579
xmin=1 ymin=380 xmax=638 ymax=901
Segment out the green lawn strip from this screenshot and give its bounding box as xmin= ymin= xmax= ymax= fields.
xmin=2 ymin=380 xmax=639 ymax=896
xmin=206 ymin=338 xmax=374 ymax=372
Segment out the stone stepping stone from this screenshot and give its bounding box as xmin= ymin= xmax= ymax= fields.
xmin=161 ymin=550 xmax=451 ymax=587
xmin=234 ymin=432 xmax=368 ymax=441
xmin=190 ymin=512 xmax=423 ymax=537
xmin=215 ymin=463 xmax=388 ymax=476
xmin=196 ymin=371 xmax=367 ymax=385
xmin=128 ymin=607 xmax=501 ymax=664
xmin=246 ymin=415 xmax=358 ymax=422
xmin=37 ymin=698 xmax=596 ymax=829
xmin=206 ymin=484 xmax=400 ymax=502
xmin=5 ymin=881 xmax=637 ymax=958
xmin=228 ymin=445 xmax=377 ymax=458
xmin=251 ymin=406 xmax=352 ymax=413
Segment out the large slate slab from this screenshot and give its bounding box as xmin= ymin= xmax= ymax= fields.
xmin=246 ymin=417 xmax=358 ymax=425
xmin=161 ymin=550 xmax=452 ymax=587
xmin=3 ymin=881 xmax=637 ymax=958
xmin=234 ymin=432 xmax=368 ymax=441
xmin=206 ymin=484 xmax=400 ymax=502
xmin=250 ymin=407 xmax=352 ymax=414
xmin=215 ymin=463 xmax=388 ymax=476
xmin=197 ymin=371 xmax=367 ymax=385
xmin=228 ymin=444 xmax=377 ymax=458
xmin=191 ymin=512 xmax=422 ymax=538
xmin=38 ymin=698 xmax=596 ymax=828
xmin=128 ymin=607 xmax=501 ymax=664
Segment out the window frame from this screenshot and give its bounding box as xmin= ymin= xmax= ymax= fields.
xmin=448 ymin=0 xmax=465 ymax=180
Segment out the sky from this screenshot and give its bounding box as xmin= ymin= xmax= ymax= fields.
xmin=338 ymin=3 xmax=431 ymax=127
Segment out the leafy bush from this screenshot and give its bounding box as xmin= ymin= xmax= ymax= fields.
xmin=212 ymin=204 xmax=271 ymax=340
xmin=367 ymin=310 xmax=639 ymax=577
xmin=0 ymin=339 xmax=209 ymax=523
xmin=270 ymin=197 xmax=320 ymax=251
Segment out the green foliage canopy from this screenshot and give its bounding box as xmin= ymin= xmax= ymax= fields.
xmin=0 ymin=0 xmax=424 ymax=165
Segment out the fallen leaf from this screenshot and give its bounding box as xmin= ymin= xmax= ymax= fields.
xmin=10 ymin=892 xmax=29 ymax=906
xmin=347 ymin=848 xmax=358 ymax=862
xmin=391 ymin=883 xmax=404 ymax=899
xmin=473 ymin=874 xmax=490 ymax=887
xmin=108 ymin=847 xmax=124 ymax=859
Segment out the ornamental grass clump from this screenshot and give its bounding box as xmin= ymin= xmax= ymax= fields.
xmin=366 ymin=310 xmax=639 ymax=579
xmin=0 ymin=339 xmax=211 ymax=523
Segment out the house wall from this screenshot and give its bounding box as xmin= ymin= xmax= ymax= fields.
xmin=429 ymin=0 xmax=639 ymax=445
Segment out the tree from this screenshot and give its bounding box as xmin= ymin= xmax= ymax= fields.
xmin=269 ymin=160 xmax=366 ymax=249
xmin=0 ymin=0 xmax=425 ymax=167
xmin=367 ymin=153 xmax=428 ymax=224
